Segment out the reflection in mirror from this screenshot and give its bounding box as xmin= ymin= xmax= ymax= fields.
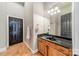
xmin=49 ymin=3 xmax=72 ymax=39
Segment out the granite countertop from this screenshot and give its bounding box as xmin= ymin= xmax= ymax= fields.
xmin=40 ymin=36 xmax=72 ymax=49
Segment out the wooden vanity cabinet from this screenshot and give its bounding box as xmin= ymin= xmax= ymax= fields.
xmin=38 ymin=38 xmax=72 ymax=56
xmin=47 ymin=41 xmax=66 ymax=56
xmin=48 ymin=46 xmax=65 ymax=56
xmin=38 ymin=39 xmax=47 ymax=56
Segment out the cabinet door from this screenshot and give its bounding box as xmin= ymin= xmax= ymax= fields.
xmin=48 ymin=47 xmax=65 ymax=56
xmin=38 ymin=41 xmax=47 ymax=56
xmin=56 ymin=44 xmax=71 ymax=56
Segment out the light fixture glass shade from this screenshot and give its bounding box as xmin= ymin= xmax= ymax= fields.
xmin=55 ymin=7 xmax=59 ymax=10
xmin=57 ymin=10 xmax=60 ymax=13
xmin=51 ymin=8 xmax=54 ymax=12
xmin=48 ymin=10 xmax=50 ymax=14
xmin=48 ymin=7 xmax=60 ymax=15
xmin=53 ymin=11 xmax=56 ymax=14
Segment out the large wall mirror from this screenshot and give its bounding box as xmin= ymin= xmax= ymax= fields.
xmin=49 ymin=3 xmax=72 ymax=39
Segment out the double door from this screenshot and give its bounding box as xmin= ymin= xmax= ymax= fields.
xmin=9 ymin=17 xmax=23 ymax=45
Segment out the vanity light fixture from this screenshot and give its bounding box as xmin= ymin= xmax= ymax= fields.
xmin=48 ymin=6 xmax=61 ymax=15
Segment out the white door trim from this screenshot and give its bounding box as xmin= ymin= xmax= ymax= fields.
xmin=7 ymin=15 xmax=24 ymax=48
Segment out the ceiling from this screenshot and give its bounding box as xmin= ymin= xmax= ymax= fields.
xmin=15 ymin=2 xmax=72 ymax=11
xmin=16 ymin=2 xmax=25 ymax=6
xmin=43 ymin=2 xmax=72 ymax=10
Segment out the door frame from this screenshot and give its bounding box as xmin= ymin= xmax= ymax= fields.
xmin=7 ymin=15 xmax=24 ymax=48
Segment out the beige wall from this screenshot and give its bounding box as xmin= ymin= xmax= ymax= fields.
xmin=33 ymin=14 xmax=50 ymax=50
xmin=0 ymin=3 xmax=7 ymax=49
xmin=24 ymin=3 xmax=50 ymax=52
xmin=24 ymin=2 xmax=34 ymax=50
xmin=0 ymin=2 xmax=24 ymax=51
xmin=33 ymin=3 xmax=50 ymax=51
xmin=33 ymin=2 xmax=44 ymax=16
xmin=73 ymin=2 xmax=79 ymax=55
xmin=6 ymin=3 xmax=24 ymax=18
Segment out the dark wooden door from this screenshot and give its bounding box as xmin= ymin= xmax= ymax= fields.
xmin=9 ymin=17 xmax=23 ymax=46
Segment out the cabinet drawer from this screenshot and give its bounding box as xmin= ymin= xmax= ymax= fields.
xmin=56 ymin=45 xmax=70 ymax=55
xmin=39 ymin=38 xmax=47 ymax=43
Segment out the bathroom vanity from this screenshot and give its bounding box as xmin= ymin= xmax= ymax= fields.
xmin=38 ymin=35 xmax=72 ymax=56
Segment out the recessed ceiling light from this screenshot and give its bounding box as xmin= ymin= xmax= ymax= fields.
xmin=55 ymin=7 xmax=59 ymax=10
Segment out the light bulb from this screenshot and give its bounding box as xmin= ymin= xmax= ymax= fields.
xmin=55 ymin=7 xmax=59 ymax=10
xmin=57 ymin=10 xmax=60 ymax=13
xmin=48 ymin=10 xmax=50 ymax=14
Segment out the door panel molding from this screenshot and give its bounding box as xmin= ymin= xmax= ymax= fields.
xmin=7 ymin=15 xmax=24 ymax=47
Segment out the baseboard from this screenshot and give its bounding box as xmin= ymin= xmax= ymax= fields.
xmin=23 ymin=41 xmax=38 ymax=54
xmin=0 ymin=47 xmax=7 ymax=52
xmin=74 ymin=49 xmax=79 ymax=56
xmin=32 ymin=49 xmax=38 ymax=54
